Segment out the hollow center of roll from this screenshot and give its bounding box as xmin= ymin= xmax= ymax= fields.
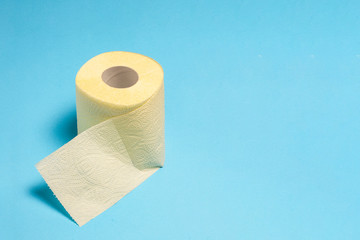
xmin=101 ymin=66 xmax=138 ymax=88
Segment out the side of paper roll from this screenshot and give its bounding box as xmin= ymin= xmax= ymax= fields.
xmin=36 ymin=52 xmax=165 ymax=226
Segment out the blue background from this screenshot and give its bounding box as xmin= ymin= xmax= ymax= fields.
xmin=1 ymin=0 xmax=360 ymax=239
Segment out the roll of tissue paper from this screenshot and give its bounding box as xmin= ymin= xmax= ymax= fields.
xmin=36 ymin=51 xmax=165 ymax=226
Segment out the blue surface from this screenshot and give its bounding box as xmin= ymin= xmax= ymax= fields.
xmin=1 ymin=0 xmax=360 ymax=239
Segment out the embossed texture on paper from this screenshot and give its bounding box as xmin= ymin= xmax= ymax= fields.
xmin=36 ymin=52 xmax=165 ymax=226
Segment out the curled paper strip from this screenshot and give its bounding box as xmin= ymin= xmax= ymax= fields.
xmin=36 ymin=52 xmax=165 ymax=226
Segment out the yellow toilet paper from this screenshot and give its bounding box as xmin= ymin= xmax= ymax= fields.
xmin=36 ymin=51 xmax=165 ymax=226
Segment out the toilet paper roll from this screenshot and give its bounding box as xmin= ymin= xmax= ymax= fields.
xmin=36 ymin=51 xmax=165 ymax=226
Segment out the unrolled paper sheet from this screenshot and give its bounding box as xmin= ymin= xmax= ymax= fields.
xmin=36 ymin=52 xmax=165 ymax=226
